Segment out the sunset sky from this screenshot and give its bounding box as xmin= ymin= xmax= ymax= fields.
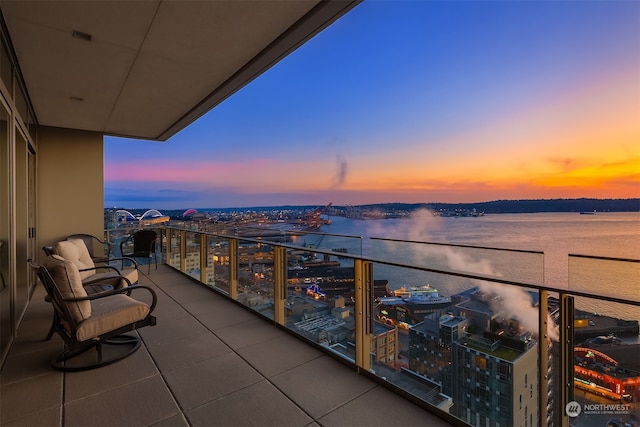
xmin=104 ymin=0 xmax=640 ymax=210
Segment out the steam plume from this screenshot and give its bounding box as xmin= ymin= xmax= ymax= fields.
xmin=368 ymin=208 xmax=560 ymax=341
xmin=332 ymin=156 xmax=348 ymax=187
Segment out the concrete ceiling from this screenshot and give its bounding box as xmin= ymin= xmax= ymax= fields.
xmin=0 ymin=0 xmax=359 ymax=141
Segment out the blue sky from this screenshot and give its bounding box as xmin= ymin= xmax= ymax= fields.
xmin=105 ymin=0 xmax=640 ymax=210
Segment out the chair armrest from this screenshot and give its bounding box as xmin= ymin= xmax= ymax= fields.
xmin=78 ymin=272 xmax=135 ymax=287
xmin=62 ymin=284 xmax=158 ymax=312
xmin=79 ymin=265 xmax=123 ymax=275
xmin=119 ymin=238 xmax=132 ymax=254
xmin=103 ymin=257 xmax=139 ymax=269
xmin=104 ymin=240 xmax=115 ymax=258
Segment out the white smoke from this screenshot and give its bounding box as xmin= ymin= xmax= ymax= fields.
xmin=331 ymin=156 xmax=348 ymax=187
xmin=477 ymin=280 xmax=560 ymax=342
xmin=367 ymin=208 xmax=440 ymax=241
xmin=368 ymin=208 xmax=560 ymax=341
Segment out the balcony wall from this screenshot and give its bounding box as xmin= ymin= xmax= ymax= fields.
xmin=37 ymin=126 xmax=105 ymax=252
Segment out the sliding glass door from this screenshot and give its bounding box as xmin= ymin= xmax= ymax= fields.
xmin=0 ymin=101 xmax=10 ymax=360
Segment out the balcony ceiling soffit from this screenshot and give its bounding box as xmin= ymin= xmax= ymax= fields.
xmin=1 ymin=0 xmax=356 ymax=141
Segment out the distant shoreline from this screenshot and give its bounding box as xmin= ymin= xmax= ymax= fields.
xmin=105 ymin=198 xmax=640 ymax=215
xmin=340 ymin=198 xmax=640 ymax=215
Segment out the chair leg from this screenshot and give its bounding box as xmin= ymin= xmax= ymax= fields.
xmin=51 ymin=334 xmax=141 ymax=371
xmin=96 ymin=341 xmax=103 ymax=363
xmin=45 ymin=318 xmax=55 ymax=341
xmin=44 ymin=304 xmax=59 ymax=341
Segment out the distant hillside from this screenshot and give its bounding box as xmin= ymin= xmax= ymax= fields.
xmin=106 ymin=198 xmax=639 ymax=217
xmin=352 ymin=198 xmax=640 ymax=214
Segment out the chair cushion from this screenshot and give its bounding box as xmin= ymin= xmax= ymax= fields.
xmin=76 ymin=294 xmax=150 ymax=341
xmin=122 ymin=268 xmax=139 ymax=286
xmin=54 ymin=239 xmax=96 ymax=280
xmin=44 ymin=255 xmax=91 ymax=322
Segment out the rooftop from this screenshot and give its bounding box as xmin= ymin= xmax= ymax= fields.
xmin=1 ymin=265 xmax=454 ymax=426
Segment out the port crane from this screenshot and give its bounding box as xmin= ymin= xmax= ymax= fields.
xmin=301 ymin=202 xmax=333 ymax=229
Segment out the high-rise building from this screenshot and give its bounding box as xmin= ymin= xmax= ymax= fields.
xmin=372 ymin=320 xmax=398 ymax=365
xmin=451 ymin=332 xmax=538 ymax=427
xmin=410 ymin=312 xmax=467 ymax=394
xmin=408 ymin=289 xmax=540 ymax=427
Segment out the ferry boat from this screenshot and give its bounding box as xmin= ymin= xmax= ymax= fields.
xmin=378 ymin=284 xmax=452 ymax=327
xmin=387 ymin=283 xmax=443 ymax=298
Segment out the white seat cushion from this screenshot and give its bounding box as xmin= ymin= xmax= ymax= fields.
xmin=45 ymin=255 xmax=91 ymax=322
xmin=54 ymin=239 xmax=95 ymax=280
xmin=55 ymin=239 xmax=138 ymax=287
xmin=76 ymin=294 xmax=150 ymax=341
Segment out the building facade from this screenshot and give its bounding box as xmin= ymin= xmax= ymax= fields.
xmin=450 ymin=333 xmax=539 ymax=427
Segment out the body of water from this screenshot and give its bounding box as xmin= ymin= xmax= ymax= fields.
xmin=312 ymin=211 xmax=640 ymax=322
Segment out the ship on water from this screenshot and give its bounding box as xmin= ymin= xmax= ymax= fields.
xmin=378 ymin=284 xmax=452 ymax=327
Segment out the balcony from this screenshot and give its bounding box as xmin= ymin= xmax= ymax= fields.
xmin=1 ymin=265 xmax=456 ymax=426
xmin=2 ymin=226 xmax=639 ymax=426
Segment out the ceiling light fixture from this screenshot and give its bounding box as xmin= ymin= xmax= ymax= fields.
xmin=72 ymin=30 xmax=92 ymax=42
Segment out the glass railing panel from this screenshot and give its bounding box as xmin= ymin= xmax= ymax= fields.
xmin=567 ymin=255 xmax=640 ymax=426
xmin=143 ymin=228 xmax=640 ymax=426
xmin=568 ymin=255 xmax=640 ymax=315
xmin=172 ymin=221 xmax=364 ymax=260
xmin=564 ymin=295 xmax=640 ymax=426
xmin=285 ymin=242 xmax=360 ymax=278
xmin=218 ymin=225 xmax=287 ymax=242
xmin=372 ymin=262 xmax=544 ymax=426
xmin=284 ymin=260 xmax=356 ymax=363
xmin=183 ymin=231 xmax=201 ymax=280
xmin=104 ymin=229 xmax=118 ymax=256
xmin=150 ymin=226 xmax=163 ymax=266
xmin=105 ymin=227 xmax=136 ymax=259
xmin=235 ymin=227 xmax=364 ymax=262
xmin=205 ymin=235 xmax=230 ymax=294
xmin=113 ymin=226 xmax=161 ymax=271
xmin=281 ymin=230 xmax=363 ymax=260
xmin=166 ymin=228 xmax=181 ymax=269
xmin=371 ymin=238 xmax=544 ymax=285
xmin=236 ymin=240 xmax=275 ymax=320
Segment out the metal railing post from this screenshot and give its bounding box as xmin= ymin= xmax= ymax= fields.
xmin=179 ymin=230 xmax=186 ymax=273
xmin=200 ymin=233 xmax=208 ymax=284
xmin=273 ymin=245 xmax=286 ymax=325
xmin=559 ymin=292 xmax=575 ymax=427
xmin=228 ymin=237 xmax=238 ymax=300
xmin=164 ymin=228 xmax=171 ymax=266
xmin=354 ymin=259 xmax=373 ymax=371
xmin=538 ymin=289 xmax=549 ymax=426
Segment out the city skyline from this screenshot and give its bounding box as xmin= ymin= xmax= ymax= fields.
xmin=104 ymin=0 xmax=640 ymax=209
